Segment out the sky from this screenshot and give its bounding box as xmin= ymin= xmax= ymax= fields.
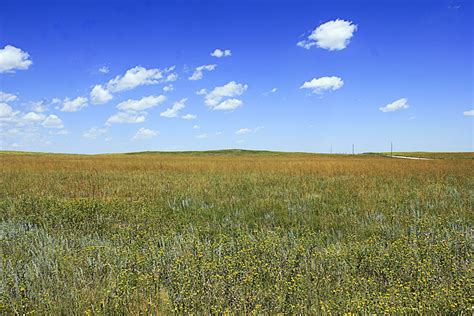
xmin=0 ymin=0 xmax=472 ymax=154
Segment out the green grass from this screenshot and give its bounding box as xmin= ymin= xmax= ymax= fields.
xmin=1 ymin=152 xmax=473 ymax=314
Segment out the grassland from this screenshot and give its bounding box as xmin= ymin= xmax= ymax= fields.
xmin=377 ymin=152 xmax=474 ymax=160
xmin=1 ymin=151 xmax=473 ymax=314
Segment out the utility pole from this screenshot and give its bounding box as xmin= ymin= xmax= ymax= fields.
xmin=352 ymin=144 xmax=355 ymax=155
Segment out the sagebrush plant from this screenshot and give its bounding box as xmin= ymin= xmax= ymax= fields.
xmin=1 ymin=152 xmax=473 ymax=314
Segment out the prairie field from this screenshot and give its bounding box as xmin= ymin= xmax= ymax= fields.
xmin=0 ymin=151 xmax=473 ymax=314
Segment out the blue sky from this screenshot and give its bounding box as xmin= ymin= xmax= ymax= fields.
xmin=0 ymin=0 xmax=472 ymax=154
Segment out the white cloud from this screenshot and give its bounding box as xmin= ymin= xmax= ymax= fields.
xmin=0 ymin=45 xmax=33 ymax=73
xmin=42 ymin=115 xmax=64 ymax=129
xmin=90 ymin=85 xmax=113 ymax=105
xmin=263 ymin=87 xmax=277 ymax=96
xmin=182 ymin=113 xmax=197 ymax=120
xmin=297 ymin=19 xmax=357 ymax=51
xmin=196 ymin=88 xmax=207 ymax=95
xmin=196 ymin=133 xmax=208 ymax=139
xmin=163 ymin=84 xmax=174 ymax=92
xmin=210 ymin=49 xmax=232 ymax=58
xmin=235 ymin=126 xmax=264 ymax=135
xmin=203 ymin=81 xmax=248 ymax=111
xmin=99 ymin=66 xmax=109 ymax=74
xmin=22 ymin=112 xmax=45 ymax=123
xmin=61 ymin=96 xmax=88 ymax=112
xmin=379 ymin=98 xmax=409 ymax=112
xmin=463 ymin=109 xmax=474 ymax=116
xmin=83 ymin=127 xmax=107 ymax=139
xmin=193 ymin=125 xmax=200 ymax=129
xmin=188 ymin=64 xmax=217 ymax=81
xmin=213 ymin=98 xmax=242 ymax=110
xmin=106 ymin=66 xmax=176 ymax=93
xmin=0 ymin=103 xmax=16 ymax=120
xmin=0 ymin=91 xmax=18 ymax=102
xmin=236 ymin=128 xmax=251 ymax=135
xmin=160 ymin=98 xmax=187 ymax=118
xmin=30 ymin=101 xmax=48 ymax=113
xmin=300 ymin=76 xmax=344 ymax=94
xmin=117 ymin=95 xmax=166 ymax=111
xmin=132 ymin=127 xmax=159 ymax=140
xmin=106 ymin=111 xmax=146 ymax=125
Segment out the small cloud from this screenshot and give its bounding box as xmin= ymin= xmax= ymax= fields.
xmin=0 ymin=91 xmax=18 ymax=102
xmin=297 ymin=19 xmax=357 ymax=51
xmin=263 ymin=87 xmax=277 ymax=96
xmin=210 ymin=49 xmax=232 ymax=58
xmin=202 ymin=81 xmax=248 ymax=111
xmin=193 ymin=125 xmax=200 ymax=129
xmin=236 ymin=128 xmax=252 ymax=135
xmin=463 ymin=109 xmax=474 ymax=116
xmin=300 ymin=76 xmax=344 ymax=94
xmin=83 ymin=127 xmax=107 ymax=139
xmin=235 ymin=126 xmax=264 ymax=135
xmin=196 ymin=88 xmax=207 ymax=95
xmin=117 ymin=95 xmax=166 ymax=111
xmin=182 ymin=113 xmax=197 ymax=120
xmin=106 ymin=111 xmax=146 ymax=125
xmin=188 ymin=64 xmax=217 ymax=81
xmin=0 ymin=45 xmax=33 ymax=73
xmin=379 ymin=98 xmax=409 ymax=112
xmin=61 ymin=96 xmax=88 ymax=112
xmin=22 ymin=112 xmax=45 ymax=123
xmin=196 ymin=133 xmax=208 ymax=139
xmin=160 ymin=98 xmax=187 ymax=118
xmin=163 ymin=84 xmax=174 ymax=92
xmin=99 ymin=66 xmax=110 ymax=74
xmin=132 ymin=127 xmax=159 ymax=140
xmin=42 ymin=114 xmax=64 ymax=129
xmin=106 ymin=66 xmax=176 ymax=93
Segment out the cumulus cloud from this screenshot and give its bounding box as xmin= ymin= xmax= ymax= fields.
xmin=297 ymin=19 xmax=357 ymax=51
xmin=210 ymin=49 xmax=231 ymax=58
xmin=0 ymin=91 xmax=18 ymax=102
xmin=235 ymin=128 xmax=251 ymax=135
xmin=106 ymin=66 xmax=176 ymax=93
xmin=300 ymin=76 xmax=344 ymax=94
xmin=90 ymin=85 xmax=113 ymax=105
xmin=22 ymin=112 xmax=45 ymax=123
xmin=61 ymin=96 xmax=88 ymax=112
xmin=106 ymin=112 xmax=146 ymax=125
xmin=29 ymin=101 xmax=47 ymax=113
xmin=117 ymin=95 xmax=166 ymax=111
xmin=161 ymin=98 xmax=187 ymax=118
xmin=83 ymin=127 xmax=107 ymax=139
xmin=379 ymin=98 xmax=409 ymax=112
xmin=182 ymin=113 xmax=197 ymax=120
xmin=0 ymin=103 xmax=17 ymax=121
xmin=42 ymin=115 xmax=64 ymax=128
xmin=203 ymin=81 xmax=248 ymax=111
xmin=196 ymin=133 xmax=208 ymax=139
xmin=99 ymin=66 xmax=109 ymax=74
xmin=163 ymin=84 xmax=174 ymax=92
xmin=132 ymin=127 xmax=159 ymax=140
xmin=235 ymin=126 xmax=264 ymax=135
xmin=463 ymin=109 xmax=474 ymax=116
xmin=188 ymin=64 xmax=217 ymax=81
xmin=0 ymin=45 xmax=33 ymax=73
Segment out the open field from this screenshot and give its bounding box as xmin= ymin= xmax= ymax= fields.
xmin=1 ymin=151 xmax=473 ymax=314
xmin=377 ymin=152 xmax=474 ymax=160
